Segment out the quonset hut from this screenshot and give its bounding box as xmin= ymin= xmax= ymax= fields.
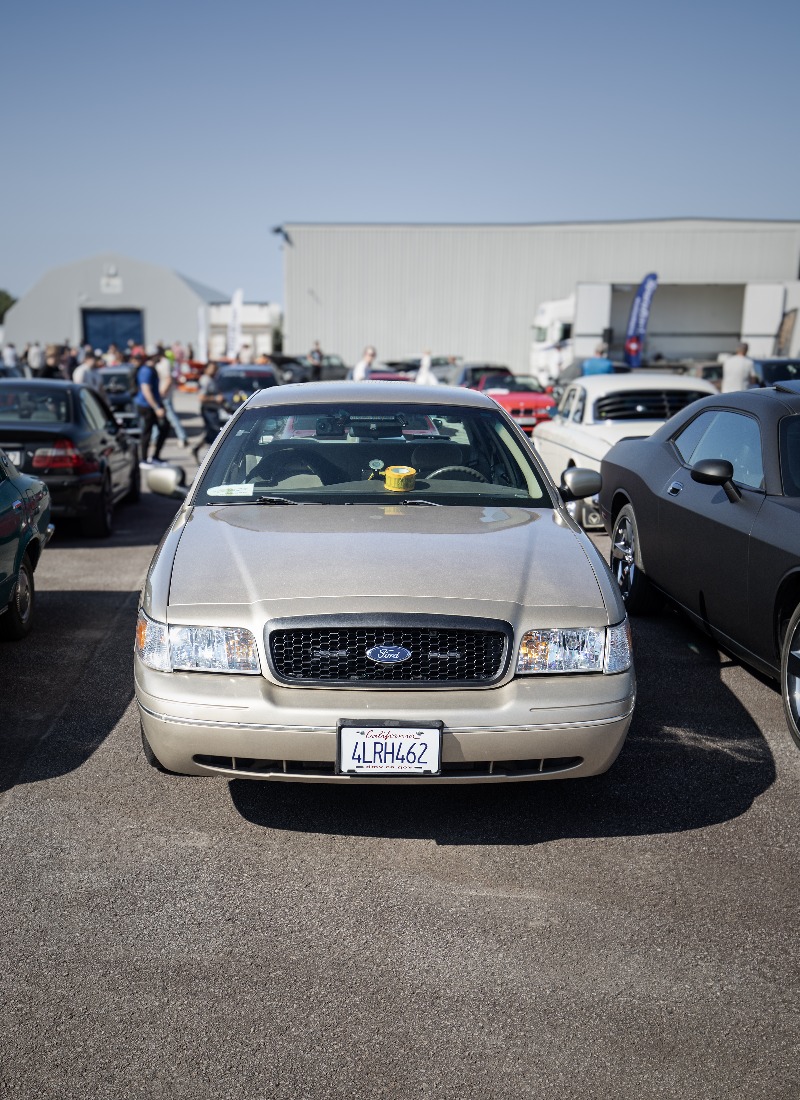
xmin=3 ymin=253 xmax=226 ymax=352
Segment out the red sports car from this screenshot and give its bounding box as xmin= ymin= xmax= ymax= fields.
xmin=475 ymin=374 xmax=556 ymax=434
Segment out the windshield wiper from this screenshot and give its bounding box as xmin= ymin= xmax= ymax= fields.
xmin=396 ymin=498 xmax=443 ymax=507
xmin=217 ymin=495 xmax=305 ymax=506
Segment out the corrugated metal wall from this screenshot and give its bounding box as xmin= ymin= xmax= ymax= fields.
xmin=284 ymin=220 xmax=800 ymax=371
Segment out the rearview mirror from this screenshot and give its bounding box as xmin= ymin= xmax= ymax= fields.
xmin=560 ymin=467 xmax=602 ymax=502
xmin=147 ymin=464 xmax=188 ymax=500
xmin=691 ymin=458 xmax=740 ymax=502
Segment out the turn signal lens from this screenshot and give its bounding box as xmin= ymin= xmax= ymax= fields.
xmin=135 ymin=609 xmax=171 ymax=672
xmin=604 ymin=619 xmax=633 ymax=673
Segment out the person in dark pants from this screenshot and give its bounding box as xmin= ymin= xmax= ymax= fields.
xmin=192 ymin=362 xmax=224 ymax=461
xmin=133 ymin=353 xmax=169 ymax=463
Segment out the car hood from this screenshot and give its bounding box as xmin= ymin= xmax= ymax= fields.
xmin=166 ymin=504 xmax=610 ymax=627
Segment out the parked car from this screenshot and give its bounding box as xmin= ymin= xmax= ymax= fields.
xmin=448 ymin=363 xmax=514 ymax=388
xmin=0 ymin=446 xmax=54 ymax=639
xmin=293 ymin=354 xmax=349 ymax=381
xmin=99 ymin=364 xmax=140 ymax=436
xmin=137 ymin=381 xmax=634 ymax=782
xmin=532 ymin=373 xmax=717 ymax=528
xmin=600 ymin=380 xmax=800 ymax=749
xmin=475 ymin=374 xmax=556 ymax=434
xmin=209 ymin=367 xmax=280 ymax=424
xmin=0 ymin=379 xmax=139 ymax=537
xmin=751 ymin=359 xmax=800 ymax=387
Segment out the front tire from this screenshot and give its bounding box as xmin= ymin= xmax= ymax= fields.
xmin=609 ymin=503 xmax=661 ymax=615
xmin=780 ymin=604 xmax=800 ymax=750
xmin=0 ymin=556 xmax=35 ymax=640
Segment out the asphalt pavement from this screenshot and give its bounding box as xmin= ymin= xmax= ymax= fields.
xmin=1 ymin=394 xmax=798 ymax=1099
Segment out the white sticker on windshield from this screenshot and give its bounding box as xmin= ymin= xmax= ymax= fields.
xmin=207 ymin=483 xmax=255 ymax=497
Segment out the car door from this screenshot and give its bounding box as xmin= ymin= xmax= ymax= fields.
xmin=81 ymin=388 xmax=129 ymax=499
xmin=654 ymin=408 xmax=766 ymax=645
xmin=0 ymin=450 xmax=23 ymax=607
xmin=534 ymin=385 xmax=577 ymax=476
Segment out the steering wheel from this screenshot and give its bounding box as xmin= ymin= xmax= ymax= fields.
xmin=250 ymin=444 xmax=331 ymax=483
xmin=426 ymin=465 xmax=489 ymax=483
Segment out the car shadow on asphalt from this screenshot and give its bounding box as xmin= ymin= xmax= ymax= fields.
xmin=229 ymin=610 xmax=777 ymax=844
xmin=43 ymin=483 xmax=187 ymax=551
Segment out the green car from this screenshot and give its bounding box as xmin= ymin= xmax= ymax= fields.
xmin=0 ymin=447 xmax=54 ymax=640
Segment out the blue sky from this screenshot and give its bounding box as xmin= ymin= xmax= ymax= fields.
xmin=3 ymin=0 xmax=799 ymax=304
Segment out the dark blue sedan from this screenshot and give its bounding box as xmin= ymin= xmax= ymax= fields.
xmin=0 ymin=447 xmax=53 ymax=639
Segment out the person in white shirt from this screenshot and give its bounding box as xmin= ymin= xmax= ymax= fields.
xmin=2 ymin=344 xmax=18 ymax=368
xmin=72 ymin=352 xmax=106 ymax=394
xmin=721 ymin=343 xmax=756 ymax=393
xmin=352 ymin=346 xmax=377 ymax=382
xmin=415 ymin=351 xmax=439 ymax=385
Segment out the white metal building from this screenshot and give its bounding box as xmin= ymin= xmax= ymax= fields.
xmin=282 ymin=219 xmax=800 ymax=371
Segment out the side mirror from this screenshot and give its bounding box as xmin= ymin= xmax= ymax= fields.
xmin=560 ymin=467 xmax=602 ymax=502
xmin=690 ymin=458 xmax=740 ymax=502
xmin=147 ymin=464 xmax=188 ymax=500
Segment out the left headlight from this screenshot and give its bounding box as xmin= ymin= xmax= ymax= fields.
xmin=516 ymin=619 xmax=632 ymax=675
xmin=135 ymin=609 xmax=261 ymax=674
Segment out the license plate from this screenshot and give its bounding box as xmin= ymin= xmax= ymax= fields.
xmin=6 ymin=450 xmax=21 ymax=467
xmin=337 ymin=720 xmax=442 ymax=776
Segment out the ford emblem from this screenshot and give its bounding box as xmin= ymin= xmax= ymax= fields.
xmin=366 ymin=645 xmax=412 ymax=665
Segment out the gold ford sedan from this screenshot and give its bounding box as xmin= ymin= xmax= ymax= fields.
xmin=135 ymin=382 xmax=634 ymax=783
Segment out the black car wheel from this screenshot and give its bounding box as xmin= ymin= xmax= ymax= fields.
xmin=0 ymin=555 xmax=35 ymax=640
xmin=610 ymin=504 xmax=661 ymax=615
xmin=81 ymin=477 xmax=114 ymax=538
xmin=126 ymin=460 xmax=141 ymax=503
xmin=780 ymin=603 xmax=800 ymax=750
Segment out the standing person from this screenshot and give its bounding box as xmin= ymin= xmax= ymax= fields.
xmin=72 ymin=351 xmax=106 ymax=393
xmin=581 ymin=344 xmax=615 ymax=376
xmin=192 ymin=362 xmax=224 ymax=461
xmin=27 ymin=341 xmax=44 ymax=376
xmin=721 ymin=342 xmax=756 ymax=393
xmin=2 ymin=343 xmax=18 ymax=369
xmin=352 ymin=346 xmax=377 ymax=382
xmin=415 ymin=350 xmax=438 ymax=385
xmin=133 ymin=353 xmax=169 ymax=464
xmin=153 ymin=350 xmax=188 ymax=447
xmin=308 ymin=341 xmax=323 ymax=382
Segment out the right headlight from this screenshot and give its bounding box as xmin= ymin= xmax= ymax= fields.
xmin=135 ymin=609 xmax=261 ymax=674
xmin=516 ymin=619 xmax=631 ymax=675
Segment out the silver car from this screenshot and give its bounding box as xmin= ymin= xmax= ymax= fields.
xmin=136 ymin=382 xmax=634 ymax=783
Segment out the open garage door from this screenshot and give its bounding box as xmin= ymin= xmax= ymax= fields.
xmin=82 ymin=309 xmax=144 ymax=352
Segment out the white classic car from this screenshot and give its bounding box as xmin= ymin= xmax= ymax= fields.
xmin=532 ymin=372 xmax=718 ymax=527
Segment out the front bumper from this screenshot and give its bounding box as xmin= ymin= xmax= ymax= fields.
xmin=135 ymin=659 xmax=635 ymax=783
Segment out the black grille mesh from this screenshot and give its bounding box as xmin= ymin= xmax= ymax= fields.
xmin=269 ymin=624 xmax=507 ymax=685
xmin=594 ymin=389 xmax=708 ymax=421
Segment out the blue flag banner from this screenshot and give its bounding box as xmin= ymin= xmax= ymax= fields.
xmin=624 ymin=273 xmax=658 ymax=366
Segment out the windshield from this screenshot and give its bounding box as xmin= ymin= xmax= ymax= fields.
xmin=214 ymin=371 xmax=277 ymax=393
xmin=0 ymin=386 xmax=72 ymax=422
xmin=484 ymin=376 xmax=544 ymax=393
xmin=194 ymin=401 xmax=553 ymax=507
xmin=760 ymin=361 xmax=800 ymax=385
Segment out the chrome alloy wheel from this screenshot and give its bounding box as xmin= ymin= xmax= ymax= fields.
xmin=14 ymin=565 xmax=33 ymax=625
xmin=611 ymin=513 xmax=636 ymax=603
xmin=782 ymin=607 xmax=800 ymax=749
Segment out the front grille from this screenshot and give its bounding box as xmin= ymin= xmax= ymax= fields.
xmin=593 ymin=389 xmax=709 ymax=421
xmin=266 ymin=615 xmax=511 ymax=687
